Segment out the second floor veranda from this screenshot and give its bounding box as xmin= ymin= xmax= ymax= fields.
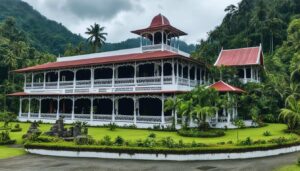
xmin=24 ymin=59 xmax=208 ymax=92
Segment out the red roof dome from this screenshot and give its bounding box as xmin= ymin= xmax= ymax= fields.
xmin=149 ymin=14 xmax=170 ymax=28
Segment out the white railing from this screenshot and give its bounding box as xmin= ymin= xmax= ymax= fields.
xmin=178 ymin=77 xmax=189 ymax=86
xmin=163 ymin=76 xmax=172 ymax=84
xmin=59 ymin=81 xmax=73 ymax=88
xmin=30 ymin=113 xmax=39 ymax=118
xmin=165 ymin=116 xmax=173 ymax=122
xmin=25 ymin=83 xmax=32 ymax=88
xmin=76 ymin=80 xmax=91 ymax=88
xmin=190 ymin=80 xmax=197 ymax=87
xmin=74 ymin=114 xmax=90 ymax=119
xmin=32 ymin=82 xmax=43 ymax=89
xmin=20 ymin=113 xmax=28 ymax=117
xmin=163 ymin=44 xmax=178 ymax=53
xmin=142 ymin=44 xmax=162 ymax=52
xmin=59 ymin=113 xmax=72 ymax=119
xmin=114 ymin=78 xmax=134 ymax=86
xmin=45 ymin=82 xmax=58 ymax=89
xmin=136 ymin=76 xmax=161 ymax=85
xmin=136 ymin=116 xmax=161 ymax=123
xmin=94 ymin=79 xmax=112 ymax=87
xmin=218 ymin=116 xmax=228 ymax=122
xmin=93 ymin=114 xmax=112 ymax=121
xmin=40 ymin=113 xmax=56 ymax=119
xmin=115 ymin=115 xmax=134 ymax=121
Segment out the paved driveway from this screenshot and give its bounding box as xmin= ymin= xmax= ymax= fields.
xmin=0 ymin=152 xmax=299 ymax=171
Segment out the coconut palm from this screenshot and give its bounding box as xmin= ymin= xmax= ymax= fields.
xmin=191 ymin=104 xmax=217 ymax=130
xmin=164 ymin=97 xmax=182 ymax=124
xmin=85 ymin=23 xmax=107 ymax=53
xmin=279 ymin=97 xmax=300 ymax=130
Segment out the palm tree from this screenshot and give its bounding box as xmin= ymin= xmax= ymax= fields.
xmin=191 ymin=104 xmax=217 ymax=130
xmin=85 ymin=23 xmax=107 ymax=53
xmin=164 ymin=97 xmax=182 ymax=125
xmin=279 ymin=97 xmax=300 ymax=130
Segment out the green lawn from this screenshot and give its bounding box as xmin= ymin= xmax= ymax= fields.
xmin=2 ymin=122 xmax=296 ymax=145
xmin=275 ymin=164 xmax=300 ymax=171
xmin=0 ymin=146 xmax=26 ymax=159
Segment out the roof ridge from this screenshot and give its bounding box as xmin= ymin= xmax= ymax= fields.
xmin=222 ymin=46 xmax=260 ymax=51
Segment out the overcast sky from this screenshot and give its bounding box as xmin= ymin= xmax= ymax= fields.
xmin=22 ymin=0 xmax=241 ymax=44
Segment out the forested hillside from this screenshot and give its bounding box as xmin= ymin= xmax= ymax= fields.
xmin=192 ymin=0 xmax=300 ymax=122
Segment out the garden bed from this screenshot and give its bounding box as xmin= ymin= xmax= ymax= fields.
xmin=177 ymin=129 xmax=225 ymax=138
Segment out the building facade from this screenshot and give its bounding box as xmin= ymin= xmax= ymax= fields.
xmin=11 ymin=14 xmax=208 ymax=128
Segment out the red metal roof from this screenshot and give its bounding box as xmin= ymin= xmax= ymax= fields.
xmin=15 ymin=50 xmax=201 ymax=73
xmin=131 ymin=14 xmax=187 ymax=36
xmin=209 ymin=81 xmax=245 ymax=93
xmin=8 ymin=90 xmax=188 ymax=97
xmin=214 ymin=46 xmax=264 ymax=67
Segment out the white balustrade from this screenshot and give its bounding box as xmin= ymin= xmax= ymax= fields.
xmin=59 ymin=113 xmax=72 ymax=119
xmin=45 ymin=82 xmax=58 ymax=89
xmin=190 ymin=80 xmax=197 ymax=87
xmin=163 ymin=76 xmax=172 ymax=84
xmin=94 ymin=79 xmax=112 ymax=87
xmin=115 ymin=115 xmax=134 ymax=121
xmin=136 ymin=76 xmax=161 ymax=85
xmin=30 ymin=113 xmax=39 ymax=118
xmin=114 ymin=78 xmax=134 ymax=86
xmin=32 ymin=82 xmax=43 ymax=89
xmin=142 ymin=44 xmax=162 ymax=52
xmin=20 ymin=113 xmax=28 ymax=117
xmin=136 ymin=116 xmax=161 ymax=123
xmin=178 ymin=77 xmax=189 ymax=86
xmin=59 ymin=81 xmax=73 ymax=88
xmin=75 ymin=80 xmax=91 ymax=88
xmin=74 ymin=114 xmax=90 ymax=119
xmin=40 ymin=113 xmax=57 ymax=119
xmin=93 ymin=114 xmax=112 ymax=121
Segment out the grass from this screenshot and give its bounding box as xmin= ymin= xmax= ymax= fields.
xmin=0 ymin=146 xmax=26 ymax=159
xmin=1 ymin=122 xmax=297 ymax=145
xmin=275 ymin=164 xmax=300 ymax=171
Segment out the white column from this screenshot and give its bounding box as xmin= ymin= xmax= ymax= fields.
xmin=71 ymin=96 xmax=75 ymax=120
xmin=31 ymin=73 xmax=34 ymax=87
xmin=227 ymin=108 xmax=231 ymax=124
xmin=250 ymin=66 xmax=253 ymax=82
xmin=161 ymin=31 xmax=164 ymax=50
xmin=215 ymin=110 xmax=218 ymax=123
xmin=161 ymin=60 xmax=164 ymax=85
xmin=56 ymin=96 xmax=60 ymax=119
xmin=256 ymin=68 xmax=259 ymax=82
xmin=172 ymin=58 xmax=175 ymax=85
xmin=112 ymin=96 xmax=115 ymax=122
xmin=91 ymin=68 xmax=94 ymax=88
xmin=38 ymin=98 xmax=41 ymax=119
xmin=188 ymin=64 xmax=191 ymax=87
xmin=24 ymin=74 xmax=27 ymax=89
xmin=112 ymin=65 xmax=115 ymax=88
xmin=134 ymin=62 xmax=137 ymax=86
xmin=57 ymin=71 xmax=60 ymax=89
xmin=43 ymin=72 xmax=46 ymax=89
xmin=176 ymin=59 xmax=179 ymax=84
xmin=28 ymin=98 xmax=31 ymax=119
xmin=173 ymin=95 xmax=177 ymax=125
xmin=200 ymin=69 xmax=203 ymax=84
xmin=194 ymin=66 xmax=197 ymax=82
xmin=90 ymin=97 xmax=94 ymax=121
xmin=161 ymin=94 xmax=165 ymax=125
xmin=19 ymin=98 xmax=22 ymax=118
xmin=133 ymin=95 xmax=137 ymax=124
xmin=73 ymin=70 xmax=77 ymax=89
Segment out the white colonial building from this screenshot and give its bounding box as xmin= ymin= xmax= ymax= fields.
xmin=10 ymin=14 xmax=209 ymax=128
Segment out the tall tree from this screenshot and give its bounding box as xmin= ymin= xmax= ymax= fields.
xmin=85 ymin=23 xmax=107 ymax=53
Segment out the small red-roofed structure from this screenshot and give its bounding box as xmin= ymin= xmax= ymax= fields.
xmin=214 ymin=45 xmax=264 ymax=84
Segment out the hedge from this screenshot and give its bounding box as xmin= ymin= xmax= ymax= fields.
xmin=25 ymin=140 xmax=300 ymax=155
xmin=177 ymin=129 xmax=225 ymax=138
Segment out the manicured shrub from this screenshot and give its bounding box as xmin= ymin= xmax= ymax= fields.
xmin=108 ymin=123 xmax=117 ymax=131
xmin=136 ymin=138 xmax=157 ymax=147
xmin=0 ymin=131 xmax=16 ymax=145
xmin=148 ymin=133 xmax=156 ymax=138
xmin=239 ymin=137 xmax=252 ymax=146
xmin=99 ymin=135 xmax=112 ymax=146
xmin=263 ymin=131 xmax=272 ymax=136
xmin=11 ymin=124 xmax=22 ymax=132
xmin=74 ymin=135 xmax=95 ymax=145
xmin=37 ymin=135 xmax=61 ymax=142
xmin=268 ymin=137 xmax=288 ymax=145
xmin=227 ymin=141 xmax=233 ymax=144
xmin=178 ymin=129 xmax=225 ymax=138
xmin=253 ymin=139 xmax=266 ymax=145
xmin=114 ymin=136 xmax=124 ymax=146
xmin=217 ymin=142 xmax=225 ymax=145
xmin=161 ymin=137 xmax=176 ymax=148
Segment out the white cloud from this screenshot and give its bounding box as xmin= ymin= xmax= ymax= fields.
xmin=22 ymin=0 xmax=241 ymax=44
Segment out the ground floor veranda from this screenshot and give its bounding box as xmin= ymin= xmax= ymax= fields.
xmin=18 ymin=94 xmax=176 ymax=127
xmin=17 ymin=94 xmax=249 ymax=128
